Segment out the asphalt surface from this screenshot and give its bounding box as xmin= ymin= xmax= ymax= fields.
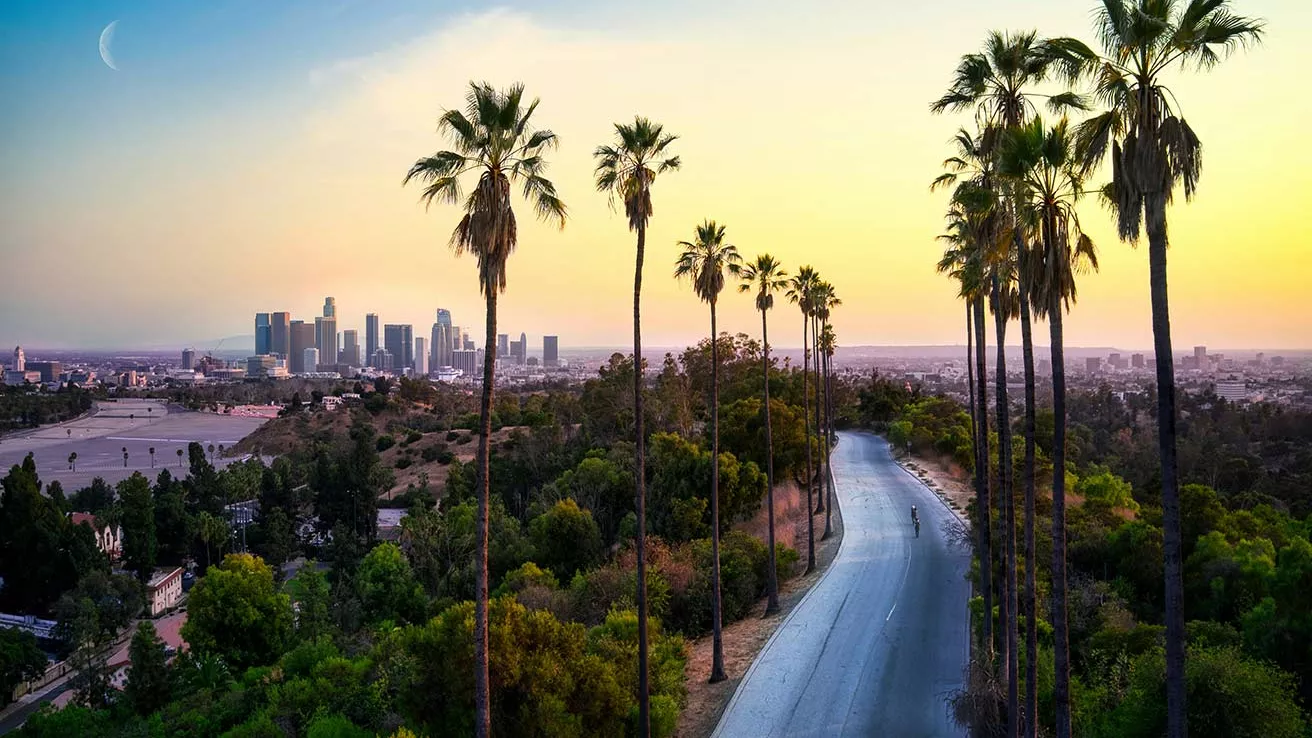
xmin=713 ymin=431 xmax=971 ymax=737
xmin=0 ymin=400 xmax=266 ymax=488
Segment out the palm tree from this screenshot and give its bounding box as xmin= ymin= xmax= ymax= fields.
xmin=405 ymin=81 xmax=567 ymax=738
xmin=1049 ymin=6 xmax=1263 ymax=733
xmin=814 ymin=282 xmax=841 ymax=539
xmin=675 ymin=220 xmax=741 ymax=683
xmin=819 ymin=320 xmax=839 ymax=536
xmin=786 ymin=266 xmax=819 ymax=574
xmin=932 ymin=131 xmax=999 ymax=666
xmin=149 ymin=447 xmax=156 ymax=469
xmin=735 ymin=254 xmax=789 ymax=615
xmin=1000 ymin=115 xmax=1099 ymax=738
xmin=594 ymin=116 xmax=680 ymax=733
xmin=122 ymin=447 xmax=129 ymax=468
xmin=176 ymin=448 xmax=184 ymax=468
xmin=68 ymin=452 xmax=77 ymax=472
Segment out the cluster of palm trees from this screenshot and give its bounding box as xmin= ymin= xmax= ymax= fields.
xmin=405 ymin=86 xmax=843 ymax=737
xmin=929 ymin=2 xmax=1262 ymax=736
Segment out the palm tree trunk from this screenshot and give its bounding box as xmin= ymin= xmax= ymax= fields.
xmin=991 ymin=275 xmax=1017 ymax=728
xmin=709 ymin=302 xmax=727 ymax=683
xmin=1050 ymin=286 xmax=1072 ymax=738
xmin=823 ymin=323 xmax=835 ymax=539
xmin=973 ymin=294 xmax=993 ymax=657
xmin=1148 ymin=193 xmax=1186 ymax=738
xmin=762 ymin=308 xmax=780 ymax=616
xmin=633 ymin=223 xmax=651 ymax=737
xmin=801 ymin=312 xmax=815 ymax=574
xmin=474 ymin=287 xmax=497 ymax=738
xmin=966 ymin=303 xmax=976 ymax=474
xmin=1019 ymin=276 xmax=1038 ymax=738
xmin=812 ymin=314 xmax=825 ymax=516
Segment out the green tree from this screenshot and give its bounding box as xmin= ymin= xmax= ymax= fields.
xmin=674 ymin=219 xmax=741 ymax=684
xmin=406 ymin=81 xmax=567 ymax=738
xmin=118 ymin=472 xmax=157 ymax=582
xmin=593 ymin=115 xmax=680 ymax=736
xmin=357 ymin=543 xmax=428 ymax=625
xmin=0 ymin=628 xmax=47 ymax=708
xmin=529 ymin=498 xmax=603 ymax=582
xmin=152 ymin=470 xmax=193 ymax=566
xmin=734 ymin=253 xmax=789 ymax=615
xmin=54 ymin=571 xmax=144 ymax=709
xmin=124 ymin=621 xmax=172 ymax=716
xmin=181 ymin=553 xmax=292 ymax=672
xmin=1 ymin=462 xmax=105 ymax=612
xmin=1050 ymin=6 xmax=1265 ymax=733
xmin=289 ymin=563 xmax=333 ymax=642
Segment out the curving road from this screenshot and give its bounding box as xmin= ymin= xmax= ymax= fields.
xmin=713 ymin=431 xmax=971 ymax=737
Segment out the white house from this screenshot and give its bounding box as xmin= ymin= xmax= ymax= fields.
xmin=69 ymin=513 xmax=122 ymax=561
xmin=145 ymin=567 xmax=184 ymax=617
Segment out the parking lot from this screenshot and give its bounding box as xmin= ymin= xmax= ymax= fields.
xmin=0 ymin=399 xmax=268 ymax=488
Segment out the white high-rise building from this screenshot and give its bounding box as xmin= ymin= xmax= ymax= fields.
xmin=12 ymin=346 xmax=24 ymax=372
xmin=414 ymin=337 xmax=429 ymax=376
xmin=302 ymin=347 xmax=320 ymax=373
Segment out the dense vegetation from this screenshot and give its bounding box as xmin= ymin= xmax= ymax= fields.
xmin=858 ymin=371 xmax=1312 ymax=735
xmin=0 ymin=383 xmax=96 ymax=432
xmin=1 ymin=330 xmax=833 ymax=736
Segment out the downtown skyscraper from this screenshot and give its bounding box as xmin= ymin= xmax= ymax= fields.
xmin=255 ymin=313 xmax=271 ymax=356
xmin=271 ymin=312 xmax=290 ymax=358
xmin=384 ymin=324 xmax=414 ymax=371
xmin=431 ymin=308 xmax=453 ymax=368
xmin=365 ymin=313 xmax=380 ymax=368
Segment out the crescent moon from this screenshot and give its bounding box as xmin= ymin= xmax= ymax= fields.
xmin=99 ymin=21 xmax=118 ymax=71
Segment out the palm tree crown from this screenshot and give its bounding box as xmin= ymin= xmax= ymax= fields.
xmin=594 ymin=117 xmax=681 ymax=232
xmin=930 ymin=29 xmax=1083 ymax=129
xmin=1048 ymin=0 xmax=1263 ymax=239
xmin=735 ymin=254 xmax=789 ymax=312
xmin=404 ymin=82 xmax=567 ymax=295
xmin=674 ymin=221 xmax=742 ymax=305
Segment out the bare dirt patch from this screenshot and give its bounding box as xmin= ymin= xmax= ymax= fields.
xmin=676 ymin=480 xmax=844 ymax=738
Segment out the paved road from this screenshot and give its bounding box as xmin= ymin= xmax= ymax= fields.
xmin=714 ymin=431 xmax=971 ymax=737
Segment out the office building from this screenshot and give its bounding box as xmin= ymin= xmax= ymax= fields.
xmin=372 ymin=348 xmax=394 ymax=371
xmin=315 ymin=316 xmax=337 ymax=361
xmin=1085 ymin=357 xmax=1101 ymax=374
xmin=518 ymin=332 xmax=527 ymax=364
xmin=341 ymin=330 xmax=361 ymax=367
xmin=246 ymin=355 xmax=278 ymax=378
xmin=432 ymin=309 xmax=454 ymax=368
xmin=384 ymin=324 xmax=414 ymax=371
xmin=303 ymin=348 xmax=320 ymax=373
xmin=271 ymin=312 xmax=291 ymax=358
xmin=1215 ymin=379 xmax=1247 ymax=403
xmin=27 ymin=361 xmax=62 ymax=383
xmin=12 ymin=346 xmax=24 ymax=372
xmin=366 ymin=314 xmax=380 ymax=367
xmin=543 ymin=336 xmax=559 ymax=367
xmin=1131 ymin=353 xmax=1145 ymax=369
xmin=464 ymin=336 xmax=475 ymax=351
xmin=498 ymin=334 xmax=510 ymax=357
xmin=181 ymin=348 xmax=196 ymax=371
xmin=1194 ymin=346 xmax=1207 ymax=364
xmin=453 ymin=349 xmax=482 ymax=376
xmin=323 ymin=296 xmax=336 ymax=318
xmin=289 ymin=321 xmax=315 ymax=373
xmin=508 ymin=338 xmax=522 ymax=363
xmin=1107 ymin=353 xmax=1122 ymax=370
xmin=255 ymin=313 xmax=272 ymax=356
xmin=414 ymin=337 xmax=429 ymax=376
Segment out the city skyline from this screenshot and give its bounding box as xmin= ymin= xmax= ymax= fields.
xmin=2 ymin=1 xmax=1310 ymax=351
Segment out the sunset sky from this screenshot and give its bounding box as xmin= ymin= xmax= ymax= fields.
xmin=1 ymin=0 xmax=1308 ymax=352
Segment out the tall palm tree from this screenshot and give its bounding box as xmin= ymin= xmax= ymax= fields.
xmin=149 ymin=447 xmax=156 ymax=469
xmin=405 ymin=81 xmax=567 ymax=738
xmin=815 ymin=283 xmax=841 ymax=539
xmin=593 ymin=116 xmax=679 ymax=734
xmin=735 ymin=254 xmax=789 ymax=615
xmin=819 ymin=320 xmax=839 ymax=536
xmin=932 ymin=131 xmax=999 ymax=664
xmin=786 ymin=266 xmax=819 ymax=574
xmin=675 ymin=220 xmax=741 ymax=683
xmin=68 ymin=452 xmax=77 ymax=472
xmin=1000 ymin=115 xmax=1099 ymax=738
xmin=176 ymin=448 xmax=183 ymax=468
xmin=1050 ymin=6 xmax=1263 ymax=733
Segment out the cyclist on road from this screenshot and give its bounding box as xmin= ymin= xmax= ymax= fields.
xmin=911 ymin=505 xmax=919 ymax=526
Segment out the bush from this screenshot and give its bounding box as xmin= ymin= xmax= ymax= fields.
xmin=375 ymin=435 xmax=396 ymax=453
xmin=529 ymin=499 xmax=603 ymax=581
xmin=445 ymin=431 xmax=460 ymax=442
xmin=403 ymin=431 xmax=423 ymax=446
xmin=394 ymin=458 xmax=411 ymax=470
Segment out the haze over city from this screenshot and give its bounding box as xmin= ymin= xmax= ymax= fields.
xmin=3 ymin=0 xmax=1310 ymax=351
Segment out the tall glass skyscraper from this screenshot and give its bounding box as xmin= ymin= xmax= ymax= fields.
xmin=254 ymin=313 xmax=271 ymax=355
xmin=384 ymin=324 xmax=414 ymax=371
xmin=431 ymin=308 xmax=453 ymax=368
xmin=543 ymin=335 xmax=559 ymax=367
xmin=271 ymin=312 xmax=291 ymax=358
xmin=365 ymin=313 xmax=380 ymax=367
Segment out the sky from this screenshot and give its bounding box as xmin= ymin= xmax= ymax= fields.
xmin=1 ymin=0 xmax=1309 ymax=352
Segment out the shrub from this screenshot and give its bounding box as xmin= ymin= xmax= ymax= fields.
xmin=403 ymin=431 xmax=423 ymax=446
xmin=375 ymin=435 xmax=396 ymax=453
xmin=394 ymin=458 xmax=411 ymax=470
xmin=445 ymin=431 xmax=460 ymax=442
